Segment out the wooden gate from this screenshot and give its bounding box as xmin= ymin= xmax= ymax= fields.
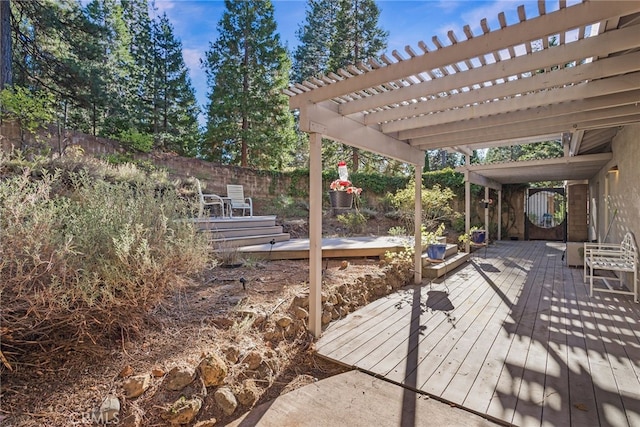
xmin=524 ymin=188 xmax=567 ymax=241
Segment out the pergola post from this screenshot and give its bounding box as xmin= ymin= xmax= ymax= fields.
xmin=414 ymin=166 xmax=422 ymax=283
xmin=485 ymin=187 xmax=490 ymax=241
xmin=308 ymin=132 xmax=322 ymax=338
xmin=498 ymin=189 xmax=502 ymax=241
xmin=465 ymin=154 xmax=471 ymax=253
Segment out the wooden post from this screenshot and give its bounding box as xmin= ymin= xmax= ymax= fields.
xmin=465 ymin=154 xmax=471 ymax=253
xmin=485 ymin=187 xmax=490 ymax=241
xmin=309 ymin=132 xmax=322 ymax=338
xmin=498 ymin=190 xmax=502 ymax=241
xmin=414 ymin=166 xmax=422 ymax=283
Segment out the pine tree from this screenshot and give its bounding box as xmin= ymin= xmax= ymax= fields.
xmin=152 ymin=13 xmax=200 ymax=156
xmin=293 ymin=0 xmax=387 ymax=172
xmin=328 ymin=0 xmax=387 ymax=73
xmin=1 ymin=0 xmax=12 ymax=89
xmin=84 ymin=0 xmax=137 ymax=138
xmin=291 ymin=0 xmax=340 ymax=83
xmin=203 ymin=0 xmax=296 ymax=169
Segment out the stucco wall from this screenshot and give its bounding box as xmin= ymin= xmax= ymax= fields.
xmin=588 ymin=123 xmax=640 ymax=245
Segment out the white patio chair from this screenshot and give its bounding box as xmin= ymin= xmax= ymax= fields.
xmin=196 ymin=179 xmax=225 ymax=217
xmin=226 ymin=184 xmax=253 ymax=216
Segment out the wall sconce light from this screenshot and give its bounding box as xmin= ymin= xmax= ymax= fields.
xmin=607 ymin=165 xmax=619 ymax=174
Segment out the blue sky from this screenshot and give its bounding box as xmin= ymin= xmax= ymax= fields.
xmin=154 ymin=0 xmax=581 ymax=119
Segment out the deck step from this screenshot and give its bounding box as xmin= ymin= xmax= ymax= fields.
xmin=421 ymin=251 xmax=471 ymax=279
xmin=211 ymin=233 xmax=291 ymax=248
xmin=194 ymin=215 xmax=277 ymax=231
xmin=203 ymin=225 xmax=283 ymax=239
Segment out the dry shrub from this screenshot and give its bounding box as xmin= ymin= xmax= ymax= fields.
xmin=0 ymin=167 xmax=210 ymax=371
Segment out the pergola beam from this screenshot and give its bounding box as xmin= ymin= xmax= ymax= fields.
xmin=388 ymin=72 xmax=640 ymax=135
xmin=465 ymin=171 xmax=502 ymax=191
xmin=298 ymin=102 xmax=424 ymax=166
xmin=366 ymin=50 xmax=640 ymax=126
xmin=289 ymin=1 xmax=640 ymax=110
xmin=408 ymin=94 xmax=640 ymax=147
xmin=411 ymin=107 xmax=640 ymax=150
xmin=356 ymin=25 xmax=640 ymax=119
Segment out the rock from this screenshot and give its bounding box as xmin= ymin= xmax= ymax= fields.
xmin=214 ymin=387 xmax=238 ymax=416
xmin=323 ymin=302 xmax=334 ymax=312
xmin=237 ymin=379 xmax=260 ymax=407
xmin=294 ymin=306 xmax=308 ymax=319
xmin=118 ymin=365 xmax=134 ymax=378
xmin=223 ymin=346 xmax=240 ymax=363
xmin=290 ymin=293 xmax=309 ymax=310
xmin=321 ymin=310 xmax=332 ymax=325
xmin=123 ymin=374 xmax=150 ymax=399
xmin=339 ymin=260 xmax=349 ymax=270
xmin=162 ymin=396 xmax=202 ymax=425
xmin=152 ymin=368 xmax=165 ymax=378
xmin=198 ymin=354 xmax=228 ymax=387
xmin=193 ymin=419 xmax=217 ymax=427
xmin=93 ymin=395 xmax=120 ymax=423
xmin=164 ymin=365 xmax=196 ymax=391
xmin=328 ymin=294 xmax=338 ymax=305
xmin=242 ymin=351 xmax=262 ymax=370
xmin=275 ymin=315 xmax=292 ymax=328
xmin=252 ymin=313 xmax=267 ymax=327
xmin=331 ymin=309 xmax=340 ymax=320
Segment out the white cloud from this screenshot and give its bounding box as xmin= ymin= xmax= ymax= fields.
xmin=182 ymin=48 xmax=203 ymax=69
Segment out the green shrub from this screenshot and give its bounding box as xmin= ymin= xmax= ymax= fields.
xmin=0 ymin=165 xmax=210 ymax=368
xmin=388 ymin=178 xmax=460 ymax=232
xmin=337 ymin=211 xmax=367 ymax=235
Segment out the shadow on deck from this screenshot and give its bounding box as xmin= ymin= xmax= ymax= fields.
xmin=316 ymin=240 xmax=640 ymax=427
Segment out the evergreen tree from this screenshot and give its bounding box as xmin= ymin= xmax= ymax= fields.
xmin=328 ymin=0 xmax=387 ymax=73
xmin=293 ymin=0 xmax=388 ymax=173
xmin=485 ymin=140 xmax=563 ymax=163
xmin=1 ymin=1 xmax=12 ymax=89
xmin=8 ymin=0 xmax=105 ymax=134
xmin=152 ymin=13 xmax=200 ymax=156
xmin=291 ymin=0 xmax=339 ymax=83
xmin=203 ymin=0 xmax=296 ymax=169
xmin=84 ymin=0 xmax=137 ymax=137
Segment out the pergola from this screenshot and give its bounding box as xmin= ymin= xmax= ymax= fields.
xmin=286 ymin=0 xmax=640 ymax=337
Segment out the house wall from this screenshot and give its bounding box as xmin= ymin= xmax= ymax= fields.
xmin=588 ymin=123 xmax=640 ymax=245
xmin=567 ymin=183 xmax=589 ymax=242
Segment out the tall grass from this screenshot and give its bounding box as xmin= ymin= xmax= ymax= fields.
xmin=0 ymin=154 xmax=210 ymax=370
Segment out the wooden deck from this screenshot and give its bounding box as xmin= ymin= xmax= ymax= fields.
xmin=238 ymin=236 xmax=406 ymax=260
xmin=316 ymin=241 xmax=640 ymax=427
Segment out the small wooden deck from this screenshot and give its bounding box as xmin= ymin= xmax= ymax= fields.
xmin=316 ymin=241 xmax=640 ymax=427
xmin=238 ymin=236 xmax=406 ymax=260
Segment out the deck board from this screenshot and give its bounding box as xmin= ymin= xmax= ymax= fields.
xmin=316 ymin=241 xmax=640 ymax=427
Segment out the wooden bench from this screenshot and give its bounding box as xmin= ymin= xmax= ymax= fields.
xmin=584 ymin=232 xmax=638 ymax=302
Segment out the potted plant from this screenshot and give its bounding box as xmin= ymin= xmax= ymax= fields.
xmin=423 ymin=223 xmax=447 ymax=260
xmin=458 ymin=226 xmax=487 ymax=245
xmin=328 ymin=161 xmax=362 ymax=215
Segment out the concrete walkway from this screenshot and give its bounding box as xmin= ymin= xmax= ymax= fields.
xmin=228 ymin=370 xmax=500 ymax=426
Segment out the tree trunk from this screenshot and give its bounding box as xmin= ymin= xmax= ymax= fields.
xmin=352 ymin=147 xmax=359 ymax=172
xmin=241 ymin=21 xmax=249 ymax=167
xmin=0 ymin=0 xmax=12 ymax=90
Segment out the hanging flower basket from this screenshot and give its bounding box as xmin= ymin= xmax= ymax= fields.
xmin=329 ymin=190 xmax=353 ymax=215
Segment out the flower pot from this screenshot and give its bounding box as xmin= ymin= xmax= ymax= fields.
xmin=426 ymin=243 xmax=447 ymax=260
xmin=328 ymin=190 xmax=353 ymax=215
xmin=471 ymin=230 xmax=486 ymax=244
